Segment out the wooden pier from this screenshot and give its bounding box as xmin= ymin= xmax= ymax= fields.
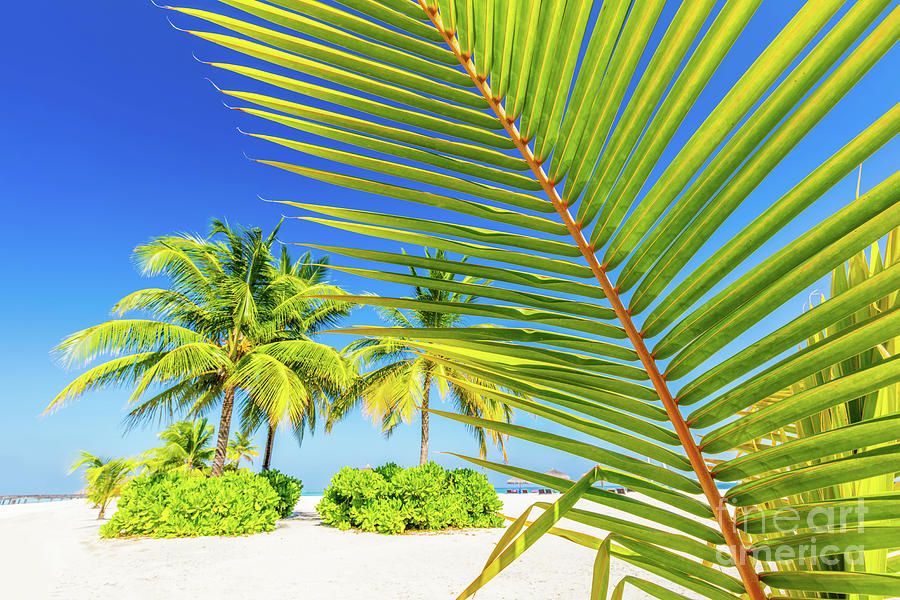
xmin=0 ymin=493 xmax=85 ymax=505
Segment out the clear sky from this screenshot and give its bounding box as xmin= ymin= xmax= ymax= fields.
xmin=1 ymin=1 xmax=897 ymax=494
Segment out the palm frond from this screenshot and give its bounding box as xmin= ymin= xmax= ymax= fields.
xmin=54 ymin=320 xmax=208 ymax=366
xmin=47 ymin=352 xmax=167 ymax=413
xmin=122 ymin=374 xmax=221 ymax=431
xmin=159 ymin=1 xmax=900 ymax=597
xmin=127 ymin=342 xmax=230 ymax=405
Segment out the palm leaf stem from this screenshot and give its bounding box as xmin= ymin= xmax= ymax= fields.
xmin=418 ymin=3 xmax=766 ymax=599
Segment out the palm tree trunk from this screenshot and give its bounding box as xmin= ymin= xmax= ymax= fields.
xmin=262 ymin=422 xmax=276 ymax=472
xmin=419 ymin=372 xmax=431 ymax=466
xmin=211 ymin=386 xmax=235 ymax=477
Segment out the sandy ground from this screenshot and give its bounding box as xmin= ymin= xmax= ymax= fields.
xmin=0 ymin=494 xmax=715 ymax=599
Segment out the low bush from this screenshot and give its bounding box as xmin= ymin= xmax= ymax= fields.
xmin=100 ymin=471 xmax=280 ymax=538
xmin=316 ymin=462 xmax=503 ymax=534
xmin=259 ymin=469 xmax=303 ymax=518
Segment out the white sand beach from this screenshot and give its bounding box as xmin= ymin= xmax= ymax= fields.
xmin=0 ymin=494 xmax=712 ymax=599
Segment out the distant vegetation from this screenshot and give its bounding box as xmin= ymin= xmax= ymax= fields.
xmin=54 ymin=225 xmax=527 ymax=542
xmin=317 ymin=462 xmax=503 ymax=535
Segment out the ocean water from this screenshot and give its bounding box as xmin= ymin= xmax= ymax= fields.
xmin=495 ymin=482 xmax=735 ymax=494
xmin=0 ymin=496 xmax=83 ymax=506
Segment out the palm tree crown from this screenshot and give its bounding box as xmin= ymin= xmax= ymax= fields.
xmin=143 ymin=419 xmax=216 ymax=473
xmin=333 ymin=249 xmax=514 ymax=464
xmin=226 ymin=430 xmax=259 ymax=469
xmin=238 ymin=246 xmax=354 ymax=472
xmin=71 ymin=452 xmax=139 ymax=519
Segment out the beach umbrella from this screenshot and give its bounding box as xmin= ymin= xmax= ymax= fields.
xmin=544 ymin=468 xmax=571 ymax=480
xmin=506 ymin=476 xmax=529 ymax=491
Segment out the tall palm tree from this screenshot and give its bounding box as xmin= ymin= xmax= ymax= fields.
xmin=332 ymin=249 xmax=513 ymax=465
xmin=48 ymin=220 xmax=350 ymax=476
xmin=143 ymin=419 xmax=216 ymax=473
xmin=239 ymin=246 xmax=353 ymax=472
xmin=226 ymin=430 xmax=259 ymax=469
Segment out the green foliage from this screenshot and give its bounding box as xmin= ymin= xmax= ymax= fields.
xmin=373 ymin=461 xmax=402 ymax=480
xmin=100 ymin=471 xmax=279 ymax=538
xmin=448 ymin=468 xmax=509 ymax=528
xmin=259 ymin=469 xmax=303 ymax=518
xmin=329 ymin=248 xmax=517 ymax=463
xmin=142 ymin=419 xmax=215 ymax=473
xmin=71 ymin=452 xmax=140 ymax=518
xmin=70 ymin=451 xmax=109 ymax=496
xmin=158 ymin=0 xmax=900 ymax=596
xmin=239 ymin=247 xmax=355 ymax=469
xmin=227 ymin=430 xmax=259 ymax=469
xmin=316 ymin=462 xmax=502 ymax=535
xmin=91 ymin=458 xmax=141 ymax=519
xmin=49 ymin=220 xmax=352 ymax=477
xmin=731 ymin=226 xmax=900 ymax=589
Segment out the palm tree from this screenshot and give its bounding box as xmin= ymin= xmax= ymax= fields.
xmin=70 ymin=451 xmax=110 ymax=507
xmin=71 ymin=454 xmax=139 ymax=519
xmin=332 ymin=249 xmax=513 ymax=465
xmin=226 ymin=430 xmax=259 ymax=469
xmin=92 ymin=458 xmax=139 ymax=519
xmin=143 ymin=419 xmax=215 ymax=473
xmin=70 ymin=450 xmax=108 ymax=480
xmin=239 ymin=246 xmax=353 ymax=472
xmin=48 ymin=220 xmax=350 ymax=476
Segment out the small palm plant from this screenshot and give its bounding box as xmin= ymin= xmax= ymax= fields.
xmin=330 ymin=249 xmax=514 ymax=464
xmin=72 ymin=453 xmax=139 ymax=519
xmin=227 ymin=430 xmax=259 ymax=469
xmin=70 ymin=451 xmax=109 ymax=508
xmin=92 ymin=459 xmax=140 ymax=519
xmin=70 ymin=451 xmax=107 ymax=481
xmin=144 ymin=419 xmax=216 ymax=473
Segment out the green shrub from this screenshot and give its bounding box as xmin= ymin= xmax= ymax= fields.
xmin=259 ymin=469 xmax=303 ymax=518
xmin=373 ymin=462 xmax=402 ymax=480
xmin=317 ymin=462 xmax=503 ymax=534
xmin=100 ymin=471 xmax=280 ymax=538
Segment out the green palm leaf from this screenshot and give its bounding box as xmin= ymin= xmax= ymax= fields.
xmin=159 ymin=1 xmax=900 ymax=597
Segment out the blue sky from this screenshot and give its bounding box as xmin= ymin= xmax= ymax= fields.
xmin=1 ymin=1 xmax=897 ymax=494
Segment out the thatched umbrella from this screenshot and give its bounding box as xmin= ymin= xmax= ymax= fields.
xmin=507 ymin=476 xmax=529 ymax=491
xmin=544 ymin=468 xmax=571 ymax=480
